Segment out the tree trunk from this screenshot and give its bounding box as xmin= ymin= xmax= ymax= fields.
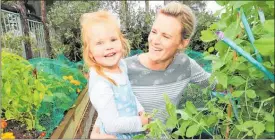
xmin=41 ymin=0 xmax=52 ymax=58
xmin=145 ymin=0 xmax=149 ymax=14
xmin=120 ymin=0 xmax=129 ymax=31
xmin=17 ymin=0 xmax=33 ymax=59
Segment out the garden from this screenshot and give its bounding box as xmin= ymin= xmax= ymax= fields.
xmin=1 ymin=0 xmax=274 ymax=139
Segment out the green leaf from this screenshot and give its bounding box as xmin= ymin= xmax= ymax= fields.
xmin=246 ymin=90 xmax=256 ymax=99
xmin=254 ymin=37 xmax=274 ymax=56
xmin=176 ymin=110 xmax=189 ymax=120
xmin=243 ymin=121 xmax=257 ymax=128
xmin=208 ymin=47 xmax=215 ymax=53
xmin=200 ymin=30 xmax=217 ymax=42
xmin=271 ymin=84 xmax=274 ymax=89
xmin=247 ymin=130 xmax=254 ymax=136
xmin=207 ymin=115 xmax=218 ymax=126
xmin=266 ymin=1 xmax=274 ymax=8
xmin=264 ymin=113 xmax=274 ymax=122
xmin=133 ymin=134 xmax=146 ymax=139
xmin=25 ymin=119 xmax=33 ymax=130
xmin=253 ymin=122 xmax=265 ymax=135
xmin=224 ymin=21 xmax=241 ymax=40
xmin=166 ymin=116 xmax=177 ymax=129
xmin=229 ymin=76 xmax=246 ymax=87
xmin=4 ymin=81 xmax=11 ymax=94
xmin=230 ymin=1 xmax=252 ymax=9
xmin=263 ymin=20 xmax=274 ymax=34
xmin=177 ymin=120 xmax=190 ymax=137
xmin=5 ymin=110 xmax=14 ymax=120
xmin=216 ymin=72 xmax=228 ymax=89
xmin=203 ymin=55 xmax=220 ymax=61
xmin=212 ymin=60 xmax=225 ymax=71
xmin=236 ymin=124 xmax=249 ymax=132
xmin=232 ymin=90 xmax=244 ymax=97
xmin=186 ymin=101 xmax=198 ymax=115
xmin=265 ymin=122 xmax=275 ymax=132
xmin=186 ymin=124 xmax=199 ymax=138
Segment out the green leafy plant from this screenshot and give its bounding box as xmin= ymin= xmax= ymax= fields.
xmin=135 ymin=1 xmax=274 ymax=139
xmin=1 ymin=51 xmax=51 ymax=130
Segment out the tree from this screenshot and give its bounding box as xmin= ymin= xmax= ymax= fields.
xmin=16 ymin=0 xmax=33 ymax=59
xmin=145 ymin=0 xmax=149 ymax=13
xmin=41 ymin=0 xmax=52 ymax=58
xmin=119 ymin=1 xmax=129 ymax=31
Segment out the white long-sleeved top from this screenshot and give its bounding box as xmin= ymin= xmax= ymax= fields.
xmin=88 ymin=64 xmax=144 ymax=134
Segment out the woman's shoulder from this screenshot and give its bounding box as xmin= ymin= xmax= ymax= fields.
xmin=174 ymin=52 xmax=192 ymax=66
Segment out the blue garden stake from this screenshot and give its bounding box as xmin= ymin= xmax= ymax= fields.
xmin=238 ymin=8 xmax=263 ymax=63
xmin=216 ymin=31 xmax=275 ymax=82
xmin=258 ymin=8 xmax=265 ymax=24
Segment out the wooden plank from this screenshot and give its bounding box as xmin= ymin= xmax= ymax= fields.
xmin=50 ymin=86 xmax=88 ymax=139
xmin=81 ymin=105 xmax=96 ymax=139
xmin=62 ymin=88 xmax=90 ymax=138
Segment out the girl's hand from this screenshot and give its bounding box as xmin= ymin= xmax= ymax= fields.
xmin=139 ymin=112 xmax=150 ymax=126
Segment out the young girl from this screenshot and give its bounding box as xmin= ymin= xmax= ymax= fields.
xmin=80 ymin=11 xmax=149 ymax=139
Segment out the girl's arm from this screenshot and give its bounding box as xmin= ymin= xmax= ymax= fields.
xmin=89 ymin=81 xmax=144 ymax=134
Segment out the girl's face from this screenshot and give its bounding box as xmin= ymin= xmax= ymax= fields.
xmin=88 ymin=23 xmax=123 ymax=70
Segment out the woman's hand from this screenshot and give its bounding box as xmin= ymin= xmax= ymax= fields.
xmin=90 ymin=126 xmax=116 ymax=139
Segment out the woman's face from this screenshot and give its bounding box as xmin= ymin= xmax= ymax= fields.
xmin=147 ymin=13 xmax=185 ymax=63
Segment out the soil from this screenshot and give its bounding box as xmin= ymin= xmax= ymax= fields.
xmin=3 ymin=120 xmax=44 ymax=139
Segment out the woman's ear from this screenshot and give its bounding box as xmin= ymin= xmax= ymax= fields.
xmin=178 ymin=39 xmax=190 ymax=50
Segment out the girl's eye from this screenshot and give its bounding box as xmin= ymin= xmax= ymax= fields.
xmin=151 ymin=30 xmax=156 ymax=34
xmin=96 ymin=41 xmax=103 ymax=45
xmin=111 ymin=38 xmax=117 ymax=42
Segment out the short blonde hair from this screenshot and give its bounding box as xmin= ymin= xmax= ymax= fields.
xmin=160 ymin=2 xmax=196 ymax=40
xmin=80 ymin=11 xmax=130 ymax=85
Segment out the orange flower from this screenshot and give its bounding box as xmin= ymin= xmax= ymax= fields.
xmin=40 ymin=132 xmax=46 ymax=137
xmin=1 ymin=132 xmax=15 ymax=139
xmin=1 ymin=119 xmax=7 ymax=129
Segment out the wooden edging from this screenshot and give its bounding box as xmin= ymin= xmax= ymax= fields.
xmin=50 ymin=86 xmax=91 ymax=139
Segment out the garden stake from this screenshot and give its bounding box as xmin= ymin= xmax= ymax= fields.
xmin=216 ymin=31 xmax=275 ymax=82
xmin=238 ymin=8 xmax=263 ymax=63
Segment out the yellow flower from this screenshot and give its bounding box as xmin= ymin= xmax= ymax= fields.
xmin=70 ymin=80 xmax=80 ymax=86
xmin=63 ymin=76 xmax=68 ymax=80
xmin=67 ymin=75 xmax=74 ymax=81
xmin=1 ymin=132 xmax=15 ymax=139
xmin=77 ymin=88 xmax=81 ymax=93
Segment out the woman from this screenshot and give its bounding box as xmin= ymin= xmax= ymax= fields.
xmin=91 ymin=1 xmax=212 ymax=139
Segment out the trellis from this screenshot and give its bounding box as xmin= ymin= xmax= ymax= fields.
xmin=1 ymin=9 xmax=47 ymax=58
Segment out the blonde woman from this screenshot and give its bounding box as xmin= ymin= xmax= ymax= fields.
xmin=91 ymin=2 xmax=212 ymax=139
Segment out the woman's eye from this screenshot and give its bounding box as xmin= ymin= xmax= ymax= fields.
xmin=151 ymin=30 xmax=156 ymax=34
xmin=164 ymin=36 xmax=170 ymax=39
